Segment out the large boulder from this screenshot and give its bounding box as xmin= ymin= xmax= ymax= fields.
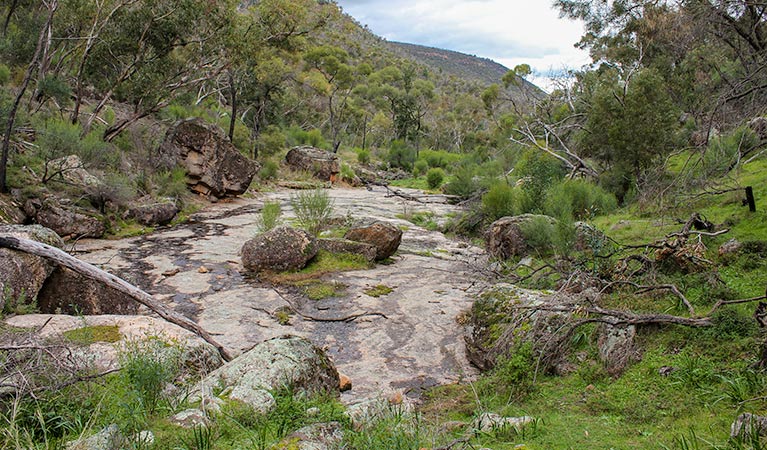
xmin=125 ymin=199 xmax=179 ymax=226
xmin=36 ymin=267 xmax=139 ymax=315
xmin=193 ymin=335 xmax=339 ymax=413
xmin=157 ymin=118 xmax=259 ymax=198
xmin=317 ymin=238 xmax=377 ymax=263
xmin=0 ymin=225 xmax=64 ymax=311
xmin=597 ymin=324 xmax=637 ymax=376
xmin=24 ymin=197 xmax=105 ymax=239
xmin=286 ymin=146 xmax=340 ymax=181
xmin=344 ymin=222 xmax=402 ymax=261
xmin=242 ymin=226 xmax=318 ymax=272
xmin=485 ymin=215 xmax=556 ymax=259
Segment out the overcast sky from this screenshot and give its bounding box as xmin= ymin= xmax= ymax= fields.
xmin=334 ymin=0 xmax=591 ymax=89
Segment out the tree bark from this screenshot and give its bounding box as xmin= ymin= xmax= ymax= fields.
xmin=0 ymin=235 xmax=233 ymax=362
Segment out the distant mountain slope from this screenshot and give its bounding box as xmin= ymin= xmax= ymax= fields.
xmin=389 ymin=41 xmax=540 ymax=88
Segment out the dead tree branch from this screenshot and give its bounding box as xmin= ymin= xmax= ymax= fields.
xmin=0 ymin=236 xmax=233 ymax=362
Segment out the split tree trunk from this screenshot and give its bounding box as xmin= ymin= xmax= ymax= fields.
xmin=0 ymin=235 xmax=233 ymax=362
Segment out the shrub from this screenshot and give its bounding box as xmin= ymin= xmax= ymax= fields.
xmin=340 ymin=163 xmax=356 ymax=183
xmin=412 ymin=160 xmax=428 ymax=177
xmin=481 ymin=182 xmax=523 ymax=221
xmin=425 ymin=168 xmax=445 ymax=189
xmin=519 ymin=216 xmax=556 ymax=254
xmin=0 ymin=64 xmax=10 ymax=85
xmin=544 ymin=179 xmax=617 ymax=220
xmin=256 ymin=125 xmax=287 ymax=157
xmin=356 ymin=148 xmax=370 ymax=165
xmin=119 ymin=337 xmax=181 ymax=415
xmin=443 ymin=164 xmax=480 ymax=199
xmin=703 ymin=126 xmax=759 ymax=175
xmin=259 ymin=159 xmax=279 ymax=181
xmin=154 ymin=167 xmax=188 ymax=201
xmin=290 ymin=189 xmax=333 ymax=236
xmin=386 ymin=140 xmax=416 ymax=171
xmin=256 ymin=201 xmax=282 ymax=233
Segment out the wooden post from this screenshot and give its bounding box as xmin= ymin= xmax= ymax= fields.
xmin=746 ymin=186 xmax=756 ymax=212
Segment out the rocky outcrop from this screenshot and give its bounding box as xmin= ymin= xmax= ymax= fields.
xmin=193 ymin=335 xmax=339 ymax=413
xmin=24 ymin=197 xmax=105 ymax=239
xmin=242 ymin=226 xmax=318 ymax=272
xmin=65 ymin=425 xmax=153 ymax=450
xmin=277 ymin=422 xmax=344 ymax=450
xmin=0 ymin=225 xmax=64 ymax=310
xmin=597 ymin=324 xmax=637 ymax=376
xmin=731 ymin=413 xmax=767 ymax=439
xmin=485 ymin=214 xmax=557 ymax=259
xmin=125 ymin=199 xmax=179 ymax=226
xmin=472 ymin=412 xmax=534 ymax=433
xmin=286 ymin=146 xmax=340 ymax=181
xmin=4 ymin=314 xmax=224 ymax=375
xmin=157 ymin=118 xmax=259 ymax=198
xmin=317 ymin=238 xmax=377 ymax=263
xmin=464 ymin=284 xmax=571 ymax=373
xmin=0 ymin=194 xmax=24 ymax=224
xmin=344 ymin=222 xmax=402 ymax=260
xmin=46 ymin=155 xmax=101 ymax=187
xmin=749 ymin=117 xmax=767 ymax=140
xmin=37 ymin=267 xmax=139 ymax=315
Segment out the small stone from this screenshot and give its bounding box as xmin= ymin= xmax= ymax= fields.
xmin=339 ymin=373 xmax=352 ymax=392
xmin=170 ymin=409 xmax=208 ymax=429
xmin=198 ymin=266 xmax=210 ymax=273
xmin=135 ymin=431 xmax=154 ymax=446
xmin=659 ymin=366 xmax=676 ymax=377
xmin=306 ymin=407 xmax=320 ymax=417
xmin=163 ymin=268 xmax=180 ymax=277
xmin=388 ymin=391 xmax=403 ymax=405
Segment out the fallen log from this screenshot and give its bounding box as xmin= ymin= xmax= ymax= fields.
xmin=0 ymin=235 xmax=233 ymax=362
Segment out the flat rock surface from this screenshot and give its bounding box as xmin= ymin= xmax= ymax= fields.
xmin=70 ymin=186 xmax=484 ymax=402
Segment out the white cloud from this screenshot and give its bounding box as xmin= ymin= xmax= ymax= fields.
xmin=336 ymin=0 xmax=591 ymax=88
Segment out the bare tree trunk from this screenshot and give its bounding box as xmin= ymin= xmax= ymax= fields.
xmin=228 ymin=70 xmax=237 ymax=142
xmin=0 ymin=235 xmax=234 ymax=362
xmin=2 ymin=0 xmax=19 ymax=37
xmin=1 ymin=0 xmax=56 ymax=193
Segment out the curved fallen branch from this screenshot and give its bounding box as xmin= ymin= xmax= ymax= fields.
xmin=0 ymin=236 xmax=233 ymax=362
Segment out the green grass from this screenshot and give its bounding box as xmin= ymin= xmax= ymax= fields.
xmin=363 ymin=284 xmax=393 ymax=298
xmin=63 ymin=325 xmax=122 ymax=345
xmin=299 ymin=280 xmax=347 ymax=300
xmin=262 ymin=250 xmax=371 ymax=284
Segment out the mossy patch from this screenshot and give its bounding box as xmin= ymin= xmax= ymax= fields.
xmin=363 ymin=284 xmax=393 ymax=298
xmin=63 ymin=325 xmax=122 ymax=345
xmin=262 ymin=250 xmax=371 ymax=284
xmin=299 ymin=280 xmax=347 ymax=300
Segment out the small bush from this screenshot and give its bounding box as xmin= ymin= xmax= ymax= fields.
xmin=386 ymin=140 xmax=416 ymax=171
xmin=119 ymin=337 xmax=182 ymax=414
xmin=259 ymin=159 xmax=279 ymax=181
xmin=357 ymin=148 xmax=370 ymax=165
xmin=425 ymin=168 xmax=445 ymax=189
xmin=340 ymin=163 xmax=355 ymax=183
xmin=0 ymin=64 xmax=11 ymax=85
xmin=544 ymin=179 xmax=617 ymax=220
xmin=482 ymin=182 xmax=523 ymax=221
xmin=256 ymin=201 xmax=282 ymax=233
xmin=290 ymin=189 xmax=333 ymax=236
xmin=519 ymin=216 xmax=556 ymax=254
xmin=413 ymin=160 xmax=428 ymax=177
xmin=256 ymin=125 xmax=287 ymax=157
xmin=443 ymin=164 xmax=480 ymax=199
xmin=154 ymin=167 xmax=188 ymax=201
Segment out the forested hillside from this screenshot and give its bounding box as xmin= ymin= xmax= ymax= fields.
xmin=2 ymin=0 xmax=767 ymax=448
